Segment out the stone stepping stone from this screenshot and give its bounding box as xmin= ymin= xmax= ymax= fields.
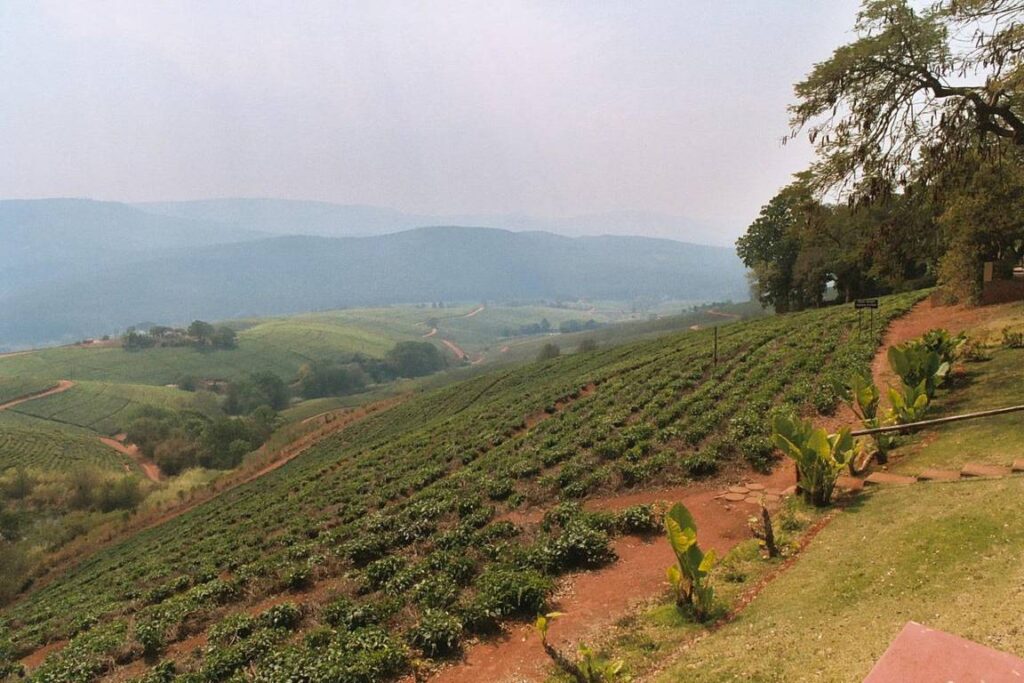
xmin=961 ymin=462 xmax=1012 ymax=478
xmin=917 ymin=469 xmax=961 ymax=482
xmin=745 ymin=483 xmax=766 ymax=491
xmin=728 ymin=485 xmax=750 ymax=494
xmin=764 ymin=494 xmax=781 ymax=503
xmin=865 ymin=472 xmax=917 ymax=486
xmin=1012 ymin=459 xmax=1024 ymax=473
xmin=722 ymin=492 xmax=747 ymax=502
xmin=836 ymin=475 xmax=865 ymax=492
xmin=782 ymin=485 xmax=797 ymax=496
xmin=743 ymin=496 xmax=761 ymax=505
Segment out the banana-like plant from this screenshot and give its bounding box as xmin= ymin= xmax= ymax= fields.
xmin=664 ymin=502 xmax=716 ymax=620
xmin=771 ymin=414 xmax=856 ymax=506
xmin=845 ymin=374 xmax=891 ymax=466
xmin=535 ymin=612 xmax=623 ymax=682
xmin=887 ymin=380 xmax=930 ymax=424
xmin=922 ymin=328 xmax=967 ymax=366
xmin=887 ymin=343 xmax=949 ymax=399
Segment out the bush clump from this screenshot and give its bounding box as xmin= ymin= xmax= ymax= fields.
xmin=407 ymin=609 xmax=463 ymax=657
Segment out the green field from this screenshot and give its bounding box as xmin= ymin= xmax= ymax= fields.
xmin=0 ymin=412 xmax=133 ymax=473
xmin=0 ymin=376 xmax=58 ymax=405
xmin=0 ymin=292 xmax=924 ymax=681
xmin=7 ymin=381 xmax=204 ymax=436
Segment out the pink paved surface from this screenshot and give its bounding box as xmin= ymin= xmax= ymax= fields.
xmin=864 ymin=621 xmax=1024 ymax=683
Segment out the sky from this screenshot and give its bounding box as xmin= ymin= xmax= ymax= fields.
xmin=0 ymin=1 xmax=862 ymax=242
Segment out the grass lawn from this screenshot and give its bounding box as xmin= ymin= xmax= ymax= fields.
xmin=887 ymin=346 xmax=1024 ymax=475
xmin=653 ymin=477 xmax=1024 ymax=682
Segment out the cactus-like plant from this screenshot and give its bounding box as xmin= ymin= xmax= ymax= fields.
xmin=771 ymin=414 xmax=856 ymax=506
xmin=664 ymin=502 xmax=716 ymax=620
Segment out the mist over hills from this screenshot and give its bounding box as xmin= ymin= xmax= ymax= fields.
xmin=0 ymin=199 xmax=748 ymax=348
xmin=136 ymin=198 xmax=734 ymax=244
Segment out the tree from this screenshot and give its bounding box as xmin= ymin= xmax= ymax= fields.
xmin=187 ymin=320 xmax=216 ymax=345
xmin=386 ymin=341 xmax=446 ymax=378
xmin=736 ymin=185 xmax=806 ymax=312
xmin=577 ymin=338 xmax=599 ymax=353
xmin=791 ymin=0 xmax=1024 ymax=199
xmin=210 ymin=326 xmax=237 ymax=349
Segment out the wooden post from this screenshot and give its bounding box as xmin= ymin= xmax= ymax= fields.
xmin=713 ymin=326 xmax=718 ymax=368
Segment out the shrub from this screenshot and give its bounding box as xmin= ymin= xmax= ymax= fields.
xmin=530 ymin=520 xmax=617 ymax=572
xmin=771 ymin=413 xmax=856 ymax=506
xmin=615 ymin=504 xmax=660 ymax=535
xmin=259 ymin=602 xmax=303 ymax=630
xmin=407 ymin=609 xmax=463 ymax=657
xmin=472 ymin=567 xmax=552 ymax=618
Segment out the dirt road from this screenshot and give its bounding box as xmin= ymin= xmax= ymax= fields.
xmin=0 ymin=380 xmax=75 ymax=411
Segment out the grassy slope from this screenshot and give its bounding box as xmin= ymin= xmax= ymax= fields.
xmin=0 ymin=293 xmax=923 ymax=681
xmin=655 ymin=478 xmax=1024 ymax=682
xmin=888 ymin=347 xmax=1024 ymax=474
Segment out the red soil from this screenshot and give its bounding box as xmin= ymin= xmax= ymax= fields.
xmin=463 ymin=305 xmax=486 ymax=318
xmin=432 ymin=463 xmax=796 ymax=683
xmin=0 ymin=379 xmax=75 ymax=411
xmin=440 ymin=338 xmax=469 ymax=360
xmin=423 ymin=327 xmax=438 ymax=338
xmin=99 ymin=436 xmax=162 ymax=482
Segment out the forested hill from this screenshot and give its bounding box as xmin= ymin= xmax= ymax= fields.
xmin=0 ymin=226 xmax=747 ymax=348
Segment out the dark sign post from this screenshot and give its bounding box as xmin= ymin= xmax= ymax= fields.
xmin=855 ymin=298 xmax=879 ymax=336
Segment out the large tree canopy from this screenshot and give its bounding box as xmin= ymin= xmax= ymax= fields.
xmin=791 ymin=0 xmax=1024 ymax=198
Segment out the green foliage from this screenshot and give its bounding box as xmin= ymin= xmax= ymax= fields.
xmin=0 ymin=293 xmax=926 ymax=677
xmin=615 ymin=504 xmax=661 ymax=535
xmin=888 ymin=381 xmax=931 ymax=424
xmin=535 ymin=613 xmax=624 ymax=682
xmin=407 ymin=609 xmax=462 ymax=657
xmin=921 ymin=329 xmax=966 ymax=366
xmin=385 ymin=341 xmax=446 ymax=378
xmin=664 ymin=502 xmax=716 ymax=621
xmin=771 ymin=414 xmax=856 ymax=506
xmin=887 ymin=342 xmax=949 ymax=399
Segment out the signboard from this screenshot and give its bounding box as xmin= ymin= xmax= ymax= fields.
xmin=855 ymin=298 xmax=879 ymax=310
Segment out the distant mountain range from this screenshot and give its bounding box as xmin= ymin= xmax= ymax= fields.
xmin=0 ymin=198 xmax=748 ymax=348
xmin=135 ymin=198 xmax=736 ymax=244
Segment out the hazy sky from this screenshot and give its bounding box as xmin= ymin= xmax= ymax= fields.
xmin=1 ymin=1 xmax=861 ymax=240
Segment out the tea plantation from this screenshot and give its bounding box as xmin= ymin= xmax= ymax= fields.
xmin=0 ymin=292 xmax=923 ymax=681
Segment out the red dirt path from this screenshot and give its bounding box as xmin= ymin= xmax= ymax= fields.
xmin=432 ymin=463 xmax=796 ymax=683
xmin=99 ymin=436 xmax=162 ymax=482
xmin=0 ymin=379 xmax=75 ymax=411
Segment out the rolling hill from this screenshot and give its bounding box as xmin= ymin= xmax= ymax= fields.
xmin=0 ymin=226 xmax=748 ymax=348
xmin=0 ymin=292 xmax=922 ymax=681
